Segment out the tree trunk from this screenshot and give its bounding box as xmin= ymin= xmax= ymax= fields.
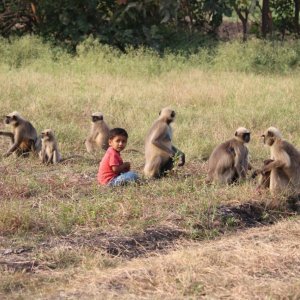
xmin=262 ymin=0 xmax=270 ymax=38
xmin=294 ymin=0 xmax=300 ymax=34
xmin=241 ymin=17 xmax=248 ymax=42
xmin=185 ymin=0 xmax=193 ymax=32
xmin=234 ymin=5 xmax=248 ymax=41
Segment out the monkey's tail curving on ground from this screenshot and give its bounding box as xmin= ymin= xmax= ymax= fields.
xmin=123 ymin=148 xmax=144 ymax=155
xmin=60 ymin=154 xmax=95 ymax=164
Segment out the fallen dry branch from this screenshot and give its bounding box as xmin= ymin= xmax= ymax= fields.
xmin=0 ymin=260 xmax=39 ymax=272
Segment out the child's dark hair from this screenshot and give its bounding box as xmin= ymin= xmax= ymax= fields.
xmin=109 ymin=128 xmax=128 ymax=140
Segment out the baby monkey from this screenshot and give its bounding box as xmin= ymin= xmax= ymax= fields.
xmin=39 ymin=129 xmax=62 ymax=164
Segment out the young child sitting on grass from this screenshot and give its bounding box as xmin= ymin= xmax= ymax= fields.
xmin=97 ymin=128 xmax=139 ymax=186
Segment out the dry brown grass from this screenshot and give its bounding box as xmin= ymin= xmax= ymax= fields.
xmin=5 ymin=218 xmax=296 ymax=300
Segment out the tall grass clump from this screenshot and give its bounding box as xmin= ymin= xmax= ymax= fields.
xmin=75 ymin=37 xmax=300 ymax=76
xmin=0 ymin=35 xmax=299 ymax=75
xmin=0 ymin=36 xmax=51 ymax=68
xmin=213 ymin=39 xmax=300 ymax=73
xmin=75 ymin=37 xmax=190 ymax=76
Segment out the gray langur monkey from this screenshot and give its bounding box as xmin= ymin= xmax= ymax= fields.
xmin=39 ymin=129 xmax=62 ymax=164
xmin=0 ymin=111 xmax=40 ymax=157
xmin=256 ymin=127 xmax=300 ymax=195
xmin=144 ymin=107 xmax=185 ymax=178
xmin=85 ymin=112 xmax=110 ymax=153
xmin=206 ymin=127 xmax=251 ymax=184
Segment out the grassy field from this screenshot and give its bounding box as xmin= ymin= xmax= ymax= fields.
xmin=0 ymin=36 xmax=300 ymax=299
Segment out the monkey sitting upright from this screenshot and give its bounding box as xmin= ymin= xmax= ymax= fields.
xmin=0 ymin=111 xmax=40 ymax=157
xmin=39 ymin=129 xmax=62 ymax=164
xmin=256 ymin=127 xmax=300 ymax=195
xmin=206 ymin=127 xmax=251 ymax=184
xmin=144 ymin=107 xmax=185 ymax=178
xmin=85 ymin=112 xmax=110 ymax=153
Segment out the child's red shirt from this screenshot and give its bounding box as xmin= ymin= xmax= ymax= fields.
xmin=97 ymin=147 xmax=123 ymax=185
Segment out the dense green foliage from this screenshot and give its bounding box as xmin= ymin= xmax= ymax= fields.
xmin=0 ymin=1 xmax=299 ymax=48
xmin=271 ymin=0 xmax=295 ymax=37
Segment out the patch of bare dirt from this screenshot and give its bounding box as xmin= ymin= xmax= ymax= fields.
xmin=215 ymin=197 xmax=299 ymax=230
xmin=104 ymin=228 xmax=185 ymax=258
xmin=217 ymin=202 xmax=277 ymax=228
xmin=190 ymin=198 xmax=299 ymax=241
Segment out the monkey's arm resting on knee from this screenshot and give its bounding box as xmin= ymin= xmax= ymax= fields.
xmin=85 ymin=138 xmax=94 ymax=153
xmin=150 ymin=126 xmax=174 ymax=156
xmin=252 ymin=159 xmax=274 ymax=177
xmin=4 ymin=130 xmax=26 ymax=156
xmin=0 ymin=131 xmax=14 ymax=143
xmin=263 ymin=150 xmax=290 ymax=173
xmin=152 ymin=138 xmax=174 ymax=156
xmin=47 ymin=152 xmax=54 ymax=165
xmin=4 ymin=141 xmax=21 ymax=157
xmin=40 ymin=149 xmax=46 ymax=163
xmin=262 ymin=159 xmax=287 ymax=174
xmin=234 ymin=158 xmax=247 ymax=179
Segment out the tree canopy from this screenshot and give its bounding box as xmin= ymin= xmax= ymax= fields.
xmin=0 ymin=0 xmax=299 ymax=49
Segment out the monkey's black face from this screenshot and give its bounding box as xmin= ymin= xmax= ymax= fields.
xmin=41 ymin=131 xmax=51 ymax=140
xmin=5 ymin=115 xmax=17 ymax=125
xmin=167 ymin=111 xmax=175 ymax=124
xmin=4 ymin=116 xmax=11 ymax=124
xmin=92 ymin=116 xmax=103 ymax=122
xmin=262 ymin=134 xmax=274 ymax=146
xmin=262 ymin=131 xmax=275 ymax=146
xmin=243 ymin=132 xmax=250 ymax=143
